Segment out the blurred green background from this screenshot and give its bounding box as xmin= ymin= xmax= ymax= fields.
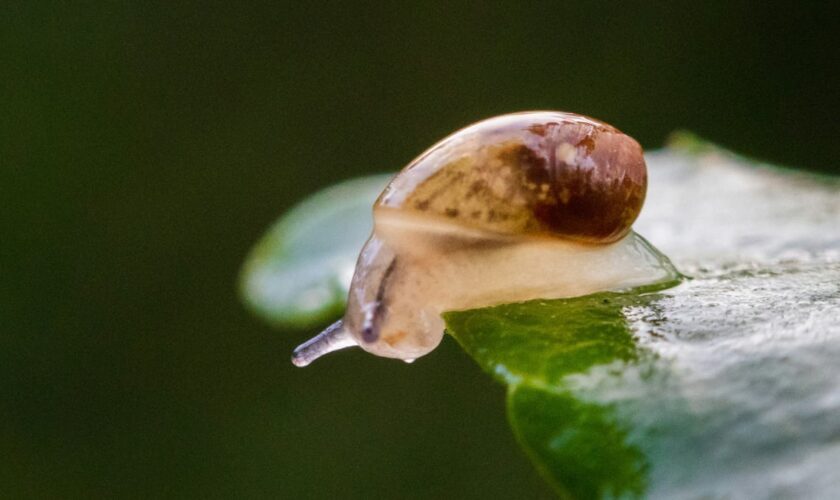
xmin=2 ymin=2 xmax=838 ymax=497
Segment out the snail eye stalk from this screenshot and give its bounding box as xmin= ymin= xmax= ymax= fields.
xmin=361 ymin=258 xmax=397 ymax=343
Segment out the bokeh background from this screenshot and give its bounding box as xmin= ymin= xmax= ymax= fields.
xmin=2 ymin=2 xmax=838 ymax=497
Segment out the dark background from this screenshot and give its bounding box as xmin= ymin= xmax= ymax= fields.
xmin=2 ymin=2 xmax=838 ymax=497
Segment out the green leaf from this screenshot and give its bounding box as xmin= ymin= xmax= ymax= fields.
xmin=240 ymin=138 xmax=840 ymax=498
xmin=507 ymin=387 xmax=647 ymax=500
xmin=444 ymin=289 xmax=670 ymax=499
xmin=239 ymin=174 xmax=392 ymax=328
xmin=446 ymin=260 xmax=840 ymax=498
xmin=441 ymin=140 xmax=840 ymax=498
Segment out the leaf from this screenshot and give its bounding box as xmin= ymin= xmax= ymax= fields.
xmin=444 ymin=291 xmax=662 ymax=499
xmin=446 ymin=137 xmax=840 ymax=498
xmin=239 ymin=137 xmax=840 ymax=498
xmin=507 ymin=387 xmax=647 ymax=499
xmin=445 ymin=260 xmax=840 ymax=498
xmin=239 ymin=174 xmax=392 ymax=327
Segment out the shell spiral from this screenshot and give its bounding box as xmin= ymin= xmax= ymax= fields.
xmin=376 ymin=111 xmax=646 ymax=243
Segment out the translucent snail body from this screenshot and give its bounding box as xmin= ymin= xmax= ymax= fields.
xmin=292 ymin=111 xmax=678 ymax=366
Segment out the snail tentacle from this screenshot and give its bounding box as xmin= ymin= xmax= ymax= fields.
xmin=291 ymin=320 xmax=356 ymax=367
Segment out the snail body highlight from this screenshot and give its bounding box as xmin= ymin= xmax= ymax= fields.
xmin=292 ymin=111 xmax=678 ymax=366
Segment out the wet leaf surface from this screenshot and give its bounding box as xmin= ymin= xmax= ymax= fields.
xmin=240 ymin=136 xmax=840 ymax=498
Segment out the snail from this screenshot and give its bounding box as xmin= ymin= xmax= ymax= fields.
xmin=292 ymin=111 xmax=678 ymax=366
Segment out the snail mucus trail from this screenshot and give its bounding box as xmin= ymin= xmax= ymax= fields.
xmin=292 ymin=111 xmax=678 ymax=367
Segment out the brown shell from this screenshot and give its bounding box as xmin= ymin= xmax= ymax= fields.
xmin=376 ymin=111 xmax=647 ymax=244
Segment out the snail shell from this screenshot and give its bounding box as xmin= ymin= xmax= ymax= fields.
xmin=293 ymin=111 xmax=676 ymax=366
xmin=377 ymin=111 xmax=646 ymax=244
